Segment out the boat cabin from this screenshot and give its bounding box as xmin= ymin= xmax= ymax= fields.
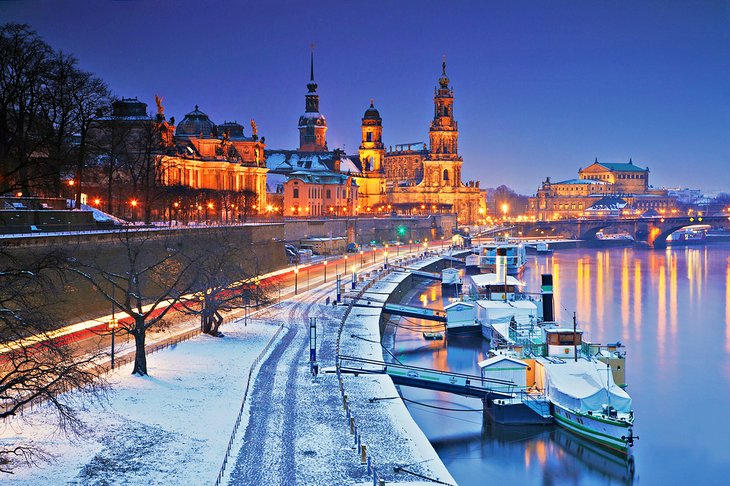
xmin=468 ymin=273 xmax=525 ymax=301
xmin=544 ymin=329 xmax=583 ymax=358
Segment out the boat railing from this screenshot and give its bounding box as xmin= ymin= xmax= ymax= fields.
xmin=519 ymin=390 xmax=551 ymax=417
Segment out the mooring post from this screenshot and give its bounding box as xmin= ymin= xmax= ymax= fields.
xmin=350 ymin=416 xmax=355 ymax=434
xmin=360 ymin=444 xmax=367 ymax=464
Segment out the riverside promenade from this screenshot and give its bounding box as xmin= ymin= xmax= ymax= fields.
xmin=226 ymin=253 xmax=456 ymax=485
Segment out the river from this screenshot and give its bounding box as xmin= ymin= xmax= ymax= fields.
xmin=385 ymin=242 xmax=730 ymax=485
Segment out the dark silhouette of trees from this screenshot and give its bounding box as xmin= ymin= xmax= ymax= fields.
xmin=0 ymin=246 xmax=107 ymax=473
xmin=0 ymin=23 xmax=110 ymax=197
xmin=183 ymin=229 xmax=273 ymax=336
xmin=64 ymin=230 xmax=198 ymax=376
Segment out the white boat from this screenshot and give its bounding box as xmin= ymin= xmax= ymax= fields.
xmin=535 ymin=344 xmax=635 ymax=454
xmin=441 ymin=267 xmax=461 ymax=288
xmin=465 ymin=253 xmax=480 ymax=274
xmin=478 ymin=242 xmax=526 ymax=275
xmin=487 ymin=320 xmax=636 ymax=454
xmin=536 ymin=242 xmax=553 ymax=254
xmin=444 ymin=301 xmax=479 ymax=335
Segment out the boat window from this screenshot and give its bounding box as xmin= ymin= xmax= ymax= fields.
xmin=548 ymin=333 xmax=582 ymax=345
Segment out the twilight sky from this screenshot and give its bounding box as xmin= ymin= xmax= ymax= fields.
xmin=2 ymin=0 xmax=729 ymax=194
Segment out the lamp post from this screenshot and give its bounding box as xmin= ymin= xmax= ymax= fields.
xmin=501 ymin=202 xmax=509 ymax=222
xmin=344 ymin=254 xmax=348 ymax=274
xmin=294 ymin=266 xmax=299 ymax=295
xmin=108 ymin=318 xmax=118 ymax=369
xmin=323 ymin=258 xmax=327 ymax=282
xmin=360 ymin=249 xmax=364 ymax=268
xmin=372 ymin=247 xmax=376 ymax=264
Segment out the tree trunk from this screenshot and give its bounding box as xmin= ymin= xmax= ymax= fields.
xmin=210 ymin=311 xmax=223 ymax=336
xmin=131 ymin=322 xmax=147 ymax=376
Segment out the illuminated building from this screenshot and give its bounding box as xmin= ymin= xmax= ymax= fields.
xmin=529 ymin=159 xmax=676 ymax=220
xmin=158 ymin=105 xmax=268 ymax=211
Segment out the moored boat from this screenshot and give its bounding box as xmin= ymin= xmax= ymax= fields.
xmin=478 ymin=242 xmax=526 ymax=275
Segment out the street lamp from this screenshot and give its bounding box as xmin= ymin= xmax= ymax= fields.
xmin=344 ymin=254 xmax=348 ymax=274
xmin=323 ymin=258 xmax=327 ymax=282
xmin=360 ymin=249 xmax=364 ymax=268
xmin=294 ymin=266 xmax=299 ymax=295
xmin=501 ymin=202 xmax=509 ymax=221
xmin=130 ymin=199 xmax=138 ymax=222
xmin=108 ymin=318 xmax=118 ymax=369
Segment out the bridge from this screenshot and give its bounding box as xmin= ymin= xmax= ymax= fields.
xmin=381 ymin=303 xmax=447 ymax=322
xmin=338 ymin=355 xmax=514 ymax=400
xmin=389 ymin=266 xmax=441 ymax=280
xmin=513 ymin=215 xmax=730 ymax=247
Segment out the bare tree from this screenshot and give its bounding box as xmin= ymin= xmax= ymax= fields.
xmin=0 ymin=246 xmax=107 ymax=473
xmin=65 ymin=230 xmax=198 ymax=375
xmin=0 ymin=23 xmax=53 ymax=195
xmin=184 ymin=228 xmax=274 ymax=336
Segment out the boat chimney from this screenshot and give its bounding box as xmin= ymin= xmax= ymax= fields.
xmin=496 ymin=247 xmax=507 ymax=300
xmin=541 ymin=274 xmax=555 ymax=322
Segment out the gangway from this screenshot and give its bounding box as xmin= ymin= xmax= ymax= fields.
xmin=390 ymin=266 xmax=440 ymax=280
xmin=338 ymin=355 xmax=514 ymax=400
xmin=441 ymin=255 xmax=465 ymax=264
xmin=382 ymin=303 xmax=446 ymax=322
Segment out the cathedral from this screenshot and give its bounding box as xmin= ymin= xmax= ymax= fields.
xmin=266 ymin=56 xmax=486 ymax=224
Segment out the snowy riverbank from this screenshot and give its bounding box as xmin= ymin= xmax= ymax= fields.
xmin=0 ymin=316 xmax=280 ymax=484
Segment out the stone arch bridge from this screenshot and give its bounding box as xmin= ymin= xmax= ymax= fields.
xmin=514 ymin=215 xmax=730 ymax=247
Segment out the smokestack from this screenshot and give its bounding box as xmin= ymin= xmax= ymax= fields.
xmin=497 ymin=247 xmax=507 ymax=301
xmin=541 ymin=274 xmax=554 ymax=322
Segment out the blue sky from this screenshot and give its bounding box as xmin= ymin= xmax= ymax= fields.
xmin=2 ymin=0 xmax=729 ymax=193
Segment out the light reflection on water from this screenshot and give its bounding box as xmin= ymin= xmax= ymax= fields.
xmin=389 ymin=243 xmax=730 ymax=485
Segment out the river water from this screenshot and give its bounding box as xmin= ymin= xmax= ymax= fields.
xmin=386 ymin=243 xmax=730 ymax=485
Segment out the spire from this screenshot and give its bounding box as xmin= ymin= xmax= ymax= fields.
xmin=594 ymin=157 xmax=599 ymax=164
xmin=307 ymin=44 xmax=318 ymax=93
xmin=442 ymin=54 xmax=447 ymax=75
xmin=370 ymin=98 xmax=374 ymax=107
xmin=629 ymin=157 xmax=633 ymax=164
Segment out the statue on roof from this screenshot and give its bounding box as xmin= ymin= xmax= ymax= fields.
xmin=155 ymin=95 xmax=164 ymax=116
xmin=250 ymin=118 xmax=258 ymax=140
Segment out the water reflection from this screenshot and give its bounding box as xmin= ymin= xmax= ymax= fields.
xmin=726 ymin=263 xmax=730 ymax=354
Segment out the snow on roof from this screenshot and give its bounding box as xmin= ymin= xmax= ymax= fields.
xmin=339 ymin=156 xmax=361 ymax=174
xmin=478 ymin=355 xmax=528 ymax=369
xmin=555 ymin=179 xmax=609 ymax=185
xmin=469 ymin=273 xmax=525 ymax=287
xmin=444 ymin=301 xmax=474 ymax=310
xmin=585 ymin=196 xmax=628 ymax=211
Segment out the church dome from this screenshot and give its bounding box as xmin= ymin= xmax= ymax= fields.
xmin=298 ymin=111 xmax=326 ymax=127
xmin=363 ymin=100 xmax=381 ymax=121
xmin=175 ymin=105 xmax=217 ymax=138
xmin=219 ymin=121 xmax=245 ymax=139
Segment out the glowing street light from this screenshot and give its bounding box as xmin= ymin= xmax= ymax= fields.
xmin=344 ymin=254 xmax=348 ymax=274
xmin=501 ymin=203 xmax=509 ymax=220
xmin=323 ymin=259 xmax=327 ymax=282
xmin=360 ymin=249 xmax=364 ymax=268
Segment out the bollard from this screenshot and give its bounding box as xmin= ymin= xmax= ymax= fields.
xmin=367 ymin=455 xmax=372 ymax=474
xmin=379 ymin=480 xmax=385 ymax=486
xmin=343 ymin=394 xmax=348 ymax=410
xmin=350 ymin=416 xmax=355 ymax=434
xmin=360 ymin=444 xmax=367 ymax=464
xmin=356 ymin=432 xmax=360 ymax=449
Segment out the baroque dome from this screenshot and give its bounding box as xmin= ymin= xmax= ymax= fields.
xmin=175 ymin=105 xmax=217 ymax=138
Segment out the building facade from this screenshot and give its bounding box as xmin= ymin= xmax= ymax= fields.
xmin=384 ymin=62 xmax=485 ymax=224
xmin=529 ymin=159 xmax=676 ymax=220
xmin=158 ymin=106 xmax=268 ymax=211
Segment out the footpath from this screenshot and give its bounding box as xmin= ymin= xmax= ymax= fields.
xmin=226 ymin=252 xmax=456 ymax=485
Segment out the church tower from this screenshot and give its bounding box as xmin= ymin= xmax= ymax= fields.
xmin=298 ymin=52 xmax=328 ymax=152
xmin=421 ymin=59 xmax=463 ymax=188
xmin=358 ymin=100 xmax=384 ymax=173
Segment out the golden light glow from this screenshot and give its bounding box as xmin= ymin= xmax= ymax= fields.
xmin=94 ymin=198 xmax=101 ymax=206
xmin=67 ymin=180 xmax=75 ymax=186
xmin=207 ymin=202 xmax=214 ymax=209
xmin=173 ymin=201 xmax=179 ymax=208
xmin=726 ymin=263 xmax=730 ymax=353
xmin=130 ymin=199 xmax=138 ymax=207
xmin=657 ymin=262 xmax=666 ymax=355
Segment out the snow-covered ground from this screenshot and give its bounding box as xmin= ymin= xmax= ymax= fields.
xmin=1 ymin=250 xmax=458 ymax=485
xmin=0 ymin=316 xmax=281 ymax=485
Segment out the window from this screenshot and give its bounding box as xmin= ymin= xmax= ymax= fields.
xmin=326 ymin=189 xmax=331 ymax=199
xmin=293 ymin=188 xmax=299 ymax=199
xmin=366 ymin=132 xmax=372 ymax=142
xmin=443 ymin=169 xmax=449 ymax=181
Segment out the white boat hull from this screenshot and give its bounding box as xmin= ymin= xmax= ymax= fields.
xmin=552 ymin=402 xmax=634 ymax=454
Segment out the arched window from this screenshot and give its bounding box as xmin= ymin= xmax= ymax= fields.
xmin=366 ymin=132 xmax=372 ymax=142
xmin=443 ymin=169 xmax=449 ymax=181
xmin=293 ymin=188 xmax=299 ymax=199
